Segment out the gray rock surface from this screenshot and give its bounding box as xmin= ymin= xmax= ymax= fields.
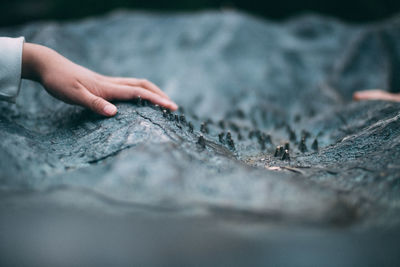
xmin=1 ymin=10 xmax=400 ymax=266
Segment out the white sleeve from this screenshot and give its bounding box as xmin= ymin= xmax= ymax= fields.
xmin=0 ymin=37 xmax=25 ymax=103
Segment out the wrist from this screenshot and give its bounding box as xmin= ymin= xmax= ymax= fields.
xmin=22 ymin=43 xmax=54 ymax=83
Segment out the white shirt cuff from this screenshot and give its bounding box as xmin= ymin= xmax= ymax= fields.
xmin=0 ymin=37 xmax=25 ymax=103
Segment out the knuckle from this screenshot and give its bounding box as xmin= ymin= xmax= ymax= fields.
xmin=130 ymin=87 xmax=139 ymax=97
xmin=140 ymin=79 xmax=150 ymax=86
xmin=90 ymin=97 xmax=103 ymax=110
xmin=71 ymin=79 xmax=84 ymax=91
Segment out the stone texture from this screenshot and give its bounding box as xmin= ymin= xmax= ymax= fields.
xmin=1 ymin=10 xmax=400 ymax=266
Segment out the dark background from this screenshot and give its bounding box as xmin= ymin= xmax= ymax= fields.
xmin=1 ymin=0 xmax=400 ymax=26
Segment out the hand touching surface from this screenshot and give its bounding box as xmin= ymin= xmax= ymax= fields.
xmin=353 ymin=89 xmax=400 ymax=102
xmin=22 ymin=43 xmax=178 ymax=116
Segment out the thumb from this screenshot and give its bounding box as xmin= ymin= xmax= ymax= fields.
xmin=80 ymin=90 xmax=117 ymax=117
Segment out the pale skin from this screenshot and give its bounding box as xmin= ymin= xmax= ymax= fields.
xmin=353 ymin=89 xmax=400 ymax=102
xmin=21 ymin=43 xmax=178 ymax=117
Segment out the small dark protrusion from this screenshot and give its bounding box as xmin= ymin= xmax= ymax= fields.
xmin=229 ymin=122 xmax=240 ymax=133
xmin=294 ymin=114 xmax=301 ymax=122
xmin=263 ymin=133 xmax=272 ymax=144
xmin=188 ymin=122 xmax=194 ymax=133
xmin=142 ymin=99 xmax=149 ymax=106
xmin=254 ymin=130 xmax=262 ymax=139
xmin=197 ymin=136 xmax=206 ymax=149
xmin=162 ymin=109 xmax=167 ymax=118
xmin=256 ymin=133 xmax=262 ymax=143
xmin=226 ymin=132 xmax=235 ymax=150
xmin=258 ymin=133 xmax=271 ymax=149
xmin=235 ymin=109 xmax=245 ymax=119
xmin=274 ymin=146 xmax=283 ymax=157
xmin=238 ymin=133 xmax=243 ymax=141
xmin=299 ymin=138 xmax=308 ymax=153
xmin=256 ymin=132 xmax=271 ymax=150
xmin=258 ymin=134 xmax=267 ymax=150
xmin=200 ymin=123 xmax=209 ymax=134
xmin=312 ymin=138 xmax=319 ymax=151
xmin=137 ymin=96 xmax=143 ymax=106
xmin=179 ymin=115 xmax=187 ymax=125
xmin=168 ymin=113 xmax=175 ymax=121
xmin=205 ymin=118 xmax=214 ymax=125
xmin=274 ymin=147 xmax=279 ymax=157
xmin=174 ymin=114 xmax=179 ymax=122
xmin=227 ymin=139 xmax=235 ymax=150
xmin=248 ymin=130 xmax=255 ymax=139
xmin=284 ymin=142 xmax=290 ymax=151
xmin=218 ymin=132 xmax=225 ymax=144
xmin=218 ymin=120 xmax=225 ymax=129
xmin=281 ymin=149 xmax=290 ymax=161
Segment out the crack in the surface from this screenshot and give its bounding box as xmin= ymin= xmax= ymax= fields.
xmin=86 ymin=144 xmax=136 ymax=164
xmin=87 ymin=110 xmax=180 ymax=164
xmin=136 ymin=111 xmax=180 ymax=142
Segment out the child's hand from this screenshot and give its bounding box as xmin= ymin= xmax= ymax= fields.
xmin=22 ymin=43 xmax=178 ymax=116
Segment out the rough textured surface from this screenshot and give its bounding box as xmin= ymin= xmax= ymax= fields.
xmin=1 ymin=10 xmax=400 ymax=266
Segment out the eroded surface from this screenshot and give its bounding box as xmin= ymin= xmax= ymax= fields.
xmin=1 ymin=11 xmax=400 ymax=266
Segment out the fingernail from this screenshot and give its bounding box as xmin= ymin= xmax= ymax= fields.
xmin=103 ymin=104 xmax=117 ymax=116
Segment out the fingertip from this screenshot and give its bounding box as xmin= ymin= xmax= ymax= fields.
xmin=103 ymin=104 xmax=118 ymax=117
xmin=353 ymin=90 xmax=371 ymax=101
xmin=353 ymin=92 xmax=361 ymax=101
xmin=170 ymin=103 xmax=179 ymax=111
xmin=159 ymin=98 xmax=178 ymax=111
